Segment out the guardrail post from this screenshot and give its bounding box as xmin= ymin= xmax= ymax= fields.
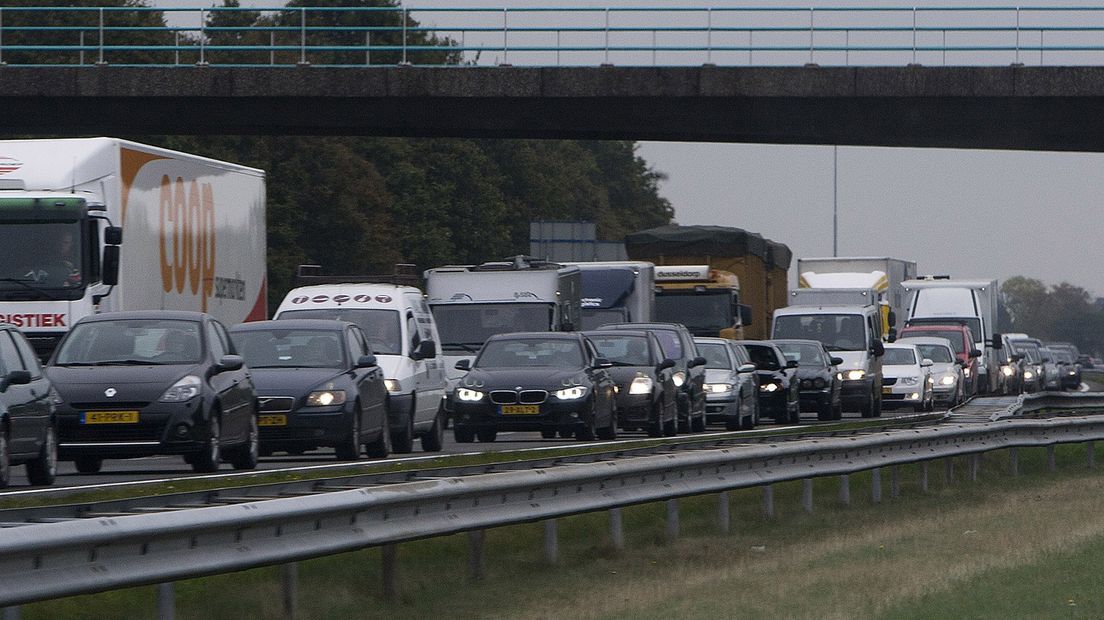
xmin=762 ymin=485 xmax=775 ymax=520
xmin=920 ymin=461 xmax=929 ymax=493
xmin=544 ymin=519 xmax=559 ymax=564
xmin=282 ymin=563 xmax=298 ymax=620
xmin=801 ymin=479 xmax=813 ymax=512
xmin=1047 ymin=445 xmax=1057 ymax=472
xmin=3 ymin=607 xmax=20 ymax=620
xmin=1088 ymin=442 xmax=1096 ymax=468
xmin=970 ymin=454 xmax=980 ymax=482
xmin=890 ymin=465 xmax=901 ymax=498
xmin=717 ymin=491 xmax=730 ymax=534
xmin=838 ymin=474 xmax=850 ymax=507
xmin=157 ymin=583 xmax=174 ymax=620
xmin=871 ymin=468 xmax=882 ymax=504
xmin=382 ymin=543 xmax=399 ymax=601
xmin=944 ymin=458 xmax=955 ymax=485
xmin=468 ymin=530 xmax=485 ymax=581
xmin=1010 ymin=447 xmax=1019 ymax=476
xmin=609 ymin=508 xmax=624 ymax=550
xmin=666 ymin=499 xmax=680 ymax=541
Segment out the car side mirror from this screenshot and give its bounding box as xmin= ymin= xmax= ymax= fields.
xmin=737 ymin=363 xmax=757 ymax=373
xmin=969 ymin=349 xmax=982 ymax=358
xmin=356 ymin=354 xmax=378 ymax=368
xmin=690 ymin=356 xmax=707 ymax=368
xmin=871 ymin=341 xmax=885 ymax=357
xmin=1 ymin=369 xmax=30 ymax=391
xmin=455 ymin=359 xmax=472 ymax=371
xmin=216 ymin=354 xmax=244 ymax=373
xmin=786 ymin=359 xmax=799 ymax=369
xmin=921 ymin=358 xmax=933 ymax=367
xmin=830 ymin=356 xmax=844 ymax=366
xmin=104 ymin=225 xmax=123 ymax=245
xmin=657 ymin=358 xmax=675 ymax=372
xmin=593 ymin=357 xmax=613 ymax=369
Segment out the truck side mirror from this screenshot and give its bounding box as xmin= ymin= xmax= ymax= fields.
xmin=871 ymin=341 xmax=885 ymax=357
xmin=102 ymin=245 xmax=120 ymax=286
xmin=104 ymin=226 xmax=122 ymax=245
xmin=739 ymin=304 xmax=753 ymax=327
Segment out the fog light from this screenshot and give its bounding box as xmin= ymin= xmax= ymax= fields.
xmin=174 ymin=423 xmax=190 ymax=438
xmin=908 ymin=392 xmax=920 ymax=400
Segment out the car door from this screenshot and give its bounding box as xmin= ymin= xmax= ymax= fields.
xmin=11 ymin=329 xmax=52 ymax=449
xmin=0 ymin=329 xmax=39 ymax=457
xmin=348 ymin=326 xmax=387 ymax=431
xmin=205 ymin=320 xmax=246 ymax=442
xmin=583 ymin=338 xmax=613 ymax=415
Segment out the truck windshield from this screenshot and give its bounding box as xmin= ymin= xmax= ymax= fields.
xmin=773 ymin=314 xmax=867 ymax=352
xmin=580 ymin=307 xmax=627 ymax=330
xmin=0 ymin=220 xmax=87 ymax=301
xmin=432 ymin=303 xmax=553 ymax=352
xmin=655 ymin=291 xmax=732 ymax=334
xmin=277 ymin=308 xmax=401 ymax=355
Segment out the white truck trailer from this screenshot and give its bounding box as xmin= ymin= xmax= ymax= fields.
xmin=563 ymin=260 xmax=655 ymax=330
xmin=797 ymin=257 xmax=917 ymax=339
xmin=0 ymin=137 xmax=267 ymax=357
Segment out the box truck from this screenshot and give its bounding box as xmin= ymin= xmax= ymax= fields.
xmin=563 ymin=260 xmax=655 ymax=329
xmin=797 ymin=257 xmax=917 ymax=339
xmin=0 ymin=138 xmax=266 ymax=358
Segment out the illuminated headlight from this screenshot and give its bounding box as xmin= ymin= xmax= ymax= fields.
xmin=554 ymin=386 xmax=588 ymax=400
xmin=760 ymin=382 xmax=780 ymax=393
xmin=1024 ymin=370 xmax=1035 ymax=379
xmin=908 ymin=392 xmax=921 ymax=400
xmin=159 ymin=375 xmax=201 ymax=402
xmin=940 ymin=374 xmax=957 ymax=386
xmin=1069 ymin=370 xmax=1077 ymax=376
xmin=899 ymin=377 xmax=918 ymax=386
xmin=705 ymin=383 xmax=734 ymax=394
xmin=384 ymin=379 xmax=401 ymax=393
xmin=456 ymin=388 xmax=484 ymax=402
xmin=1001 ymin=365 xmax=1015 ymax=377
xmin=628 ymin=376 xmax=653 ymax=395
xmin=672 ymin=371 xmax=686 ymax=387
xmin=963 ymin=367 xmax=971 ymax=377
xmin=846 ymin=370 xmax=866 ymax=381
xmin=306 ymin=390 xmax=347 ymax=407
xmin=836 ymin=372 xmax=844 ymax=381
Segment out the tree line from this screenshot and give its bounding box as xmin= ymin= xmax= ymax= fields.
xmin=1000 ymin=276 xmax=1104 ymax=355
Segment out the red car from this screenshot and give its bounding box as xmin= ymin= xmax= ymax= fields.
xmin=896 ymin=324 xmax=980 ymax=396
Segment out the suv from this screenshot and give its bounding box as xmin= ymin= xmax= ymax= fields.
xmin=596 ymin=323 xmax=707 ymax=432
xmin=896 ymin=324 xmax=980 ymax=397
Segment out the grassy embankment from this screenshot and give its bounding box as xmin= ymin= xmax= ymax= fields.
xmin=20 ymin=441 xmax=1104 ymax=619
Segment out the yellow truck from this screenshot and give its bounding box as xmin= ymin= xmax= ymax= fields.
xmin=652 ymin=265 xmax=749 ymax=339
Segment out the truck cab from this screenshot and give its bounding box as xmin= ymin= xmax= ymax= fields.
xmin=652 ymin=265 xmax=752 ymax=339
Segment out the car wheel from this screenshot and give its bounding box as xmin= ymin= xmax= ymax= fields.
xmin=26 ymin=425 xmax=58 ymax=486
xmin=832 ymin=399 xmax=843 ymax=420
xmin=860 ymin=393 xmax=874 ymax=418
xmin=453 ymin=425 xmax=475 ymax=444
xmin=392 ymin=401 xmax=415 ymax=454
xmin=691 ymin=409 xmax=706 ymax=432
xmin=577 ymin=407 xmax=598 ymax=441
xmin=558 ymin=427 xmax=575 ymax=439
xmin=0 ymin=431 xmax=9 ymax=489
xmin=421 ymin=406 xmax=445 ymax=452
xmin=540 ymin=428 xmax=558 ymax=439
xmin=725 ymin=416 xmax=741 ymax=431
xmin=228 ymin=415 xmax=260 ymax=470
xmin=335 ymin=408 xmax=361 ymax=461
xmin=596 ymin=415 xmax=618 ymax=440
xmin=476 ymin=427 xmax=497 ymax=443
xmin=74 ymin=456 xmax=103 ymax=474
xmin=789 ymin=399 xmax=801 ymax=424
xmin=873 ymin=391 xmax=883 ymax=418
xmin=192 ymin=414 xmax=221 ymax=473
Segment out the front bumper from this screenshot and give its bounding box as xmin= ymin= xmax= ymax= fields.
xmin=452 ymin=397 xmax=595 ymax=431
xmin=798 ymin=388 xmax=832 ymax=412
xmin=615 ymin=392 xmax=660 ymax=428
xmin=756 ymin=389 xmax=789 ymax=419
xmin=257 ymin=405 xmax=354 ymax=451
xmin=58 ymin=398 xmax=211 ymax=459
xmin=840 ymin=378 xmax=875 ymax=408
xmin=881 ymin=382 xmax=924 ymax=408
xmin=705 ymin=391 xmax=740 ymax=421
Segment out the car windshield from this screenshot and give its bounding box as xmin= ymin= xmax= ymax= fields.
xmin=475 ymin=338 xmax=584 ymax=369
xmin=914 ymin=344 xmax=954 ymax=364
xmin=1011 ymin=341 xmax=1041 ymax=363
xmin=277 ymin=308 xmax=400 ymax=355
xmin=232 ymin=329 xmax=346 ymax=369
xmin=743 ymin=344 xmax=781 ymax=370
xmin=772 ymin=314 xmax=867 ymax=351
xmin=904 ymin=330 xmax=965 ymax=354
xmin=587 ymin=334 xmax=652 ymax=366
xmin=775 ymin=342 xmax=826 ymax=366
xmin=432 ymin=303 xmax=553 ymax=352
xmin=884 ymin=348 xmax=918 ymax=365
xmin=696 ymin=342 xmax=733 ymax=369
xmin=54 ymin=319 xmax=203 ymax=365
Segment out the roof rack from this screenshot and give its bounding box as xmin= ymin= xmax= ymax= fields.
xmin=293 ymin=264 xmax=421 ymax=288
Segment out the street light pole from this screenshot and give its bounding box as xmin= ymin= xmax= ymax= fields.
xmin=832 ymin=145 xmax=838 ymax=257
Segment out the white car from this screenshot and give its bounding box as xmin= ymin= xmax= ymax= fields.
xmin=897 ymin=336 xmax=964 ymax=407
xmin=881 ymin=343 xmax=934 ymax=412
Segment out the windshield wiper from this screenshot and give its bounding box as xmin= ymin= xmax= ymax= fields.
xmin=0 ymin=278 xmax=58 ymax=301
xmin=444 ymin=343 xmax=481 ymax=353
xmin=97 ymin=359 xmax=164 ymax=366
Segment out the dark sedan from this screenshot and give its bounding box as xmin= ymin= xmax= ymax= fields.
xmin=451 ymin=332 xmax=617 ymax=442
xmin=47 ymin=311 xmax=259 ymax=474
xmin=230 ymin=319 xmax=390 ymax=460
xmin=773 ymin=339 xmax=843 ymax=421
xmin=584 ymin=330 xmax=677 ymax=437
xmin=0 ymin=323 xmax=58 ymax=487
xmin=733 ymin=340 xmax=800 ymax=424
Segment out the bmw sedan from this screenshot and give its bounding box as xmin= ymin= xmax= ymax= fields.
xmin=46 ymin=311 xmax=259 ymax=474
xmin=451 ymin=332 xmax=617 ymax=442
xmin=230 ymin=319 xmax=391 ymax=460
xmin=584 ymin=329 xmax=677 ymax=437
xmin=773 ymin=339 xmax=843 ymax=421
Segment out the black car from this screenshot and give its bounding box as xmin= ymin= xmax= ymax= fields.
xmin=452 ymin=332 xmax=617 ymax=442
xmin=230 ymin=319 xmax=391 ymax=460
xmin=47 ymin=311 xmax=259 ymax=474
xmin=583 ymin=330 xmax=678 ymax=437
xmin=773 ymin=339 xmax=843 ymax=421
xmin=0 ymin=323 xmax=58 ymax=487
xmin=733 ymin=340 xmax=800 ymax=424
xmin=596 ymin=323 xmax=707 ymax=433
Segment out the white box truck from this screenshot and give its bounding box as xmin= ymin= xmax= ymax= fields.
xmin=797 ymin=257 xmax=918 ymax=339
xmin=563 ymin=260 xmax=655 ymax=329
xmin=0 ymin=137 xmax=266 ymax=357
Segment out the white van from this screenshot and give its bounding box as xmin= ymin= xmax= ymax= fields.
xmin=273 ymin=283 xmax=447 ymax=453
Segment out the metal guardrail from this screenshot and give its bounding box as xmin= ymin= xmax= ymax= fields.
xmin=4 ymin=6 xmax=1104 ymax=67
xmin=0 ymin=393 xmax=1101 ymax=609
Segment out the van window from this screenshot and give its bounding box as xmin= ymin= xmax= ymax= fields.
xmin=406 ymin=313 xmax=419 ymax=354
xmin=278 ymin=308 xmax=402 ymax=355
xmin=773 ymin=314 xmax=867 ymax=352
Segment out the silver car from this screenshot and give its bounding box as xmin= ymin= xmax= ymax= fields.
xmin=694 ymin=337 xmax=759 ymax=430
xmin=897 ymin=336 xmax=964 ymax=406
xmin=881 ymin=343 xmax=934 ymax=411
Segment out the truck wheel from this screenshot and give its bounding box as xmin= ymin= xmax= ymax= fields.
xmin=453 ymin=425 xmax=475 ymax=444
xmin=74 ymin=456 xmax=103 ymax=474
xmin=476 ymin=427 xmax=497 ymax=443
xmin=420 ymin=407 xmax=445 ymax=452
xmin=26 ymin=425 xmax=58 ymax=486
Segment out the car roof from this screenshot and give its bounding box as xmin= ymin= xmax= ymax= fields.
xmin=600 ymin=322 xmax=687 ymax=331
xmin=230 ymin=319 xmax=355 ymax=332
xmin=486 ymin=332 xmax=583 ymax=341
xmin=693 ymin=337 xmax=733 ymax=345
xmin=76 ymin=310 xmax=208 ymax=323
xmin=895 ymin=336 xmax=955 ymax=348
xmin=584 ymin=330 xmax=652 ymax=339
xmin=885 ymin=342 xmax=920 ymax=350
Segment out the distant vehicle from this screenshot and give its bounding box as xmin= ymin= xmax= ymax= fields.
xmin=896 ymin=323 xmax=980 ymax=397
xmin=47 ymin=311 xmax=259 ymax=474
xmin=996 ymin=334 xmax=1027 ymax=395
xmin=451 ymin=332 xmax=617 ymax=442
xmin=595 ymin=322 xmax=707 ymax=432
xmin=0 ymin=323 xmax=58 ymax=487
xmin=1008 ymin=338 xmax=1044 ymax=393
xmin=584 ymin=330 xmax=678 ymax=437
xmin=881 ymin=343 xmax=935 ymax=412
xmin=694 ymin=337 xmax=759 ymax=430
xmin=796 ymin=256 xmax=918 ymax=340
xmin=1049 ymin=348 xmax=1081 ymax=390
xmin=732 ymin=340 xmax=800 ymax=424
xmin=1039 ymin=346 xmax=1062 ymax=391
xmin=651 ymin=265 xmax=752 ymax=339
xmin=230 ymin=319 xmax=392 ymax=460
xmin=565 ymin=261 xmax=655 ymax=329
xmin=773 ymin=339 xmax=843 ymax=421
xmin=896 ymin=336 xmax=965 ymax=406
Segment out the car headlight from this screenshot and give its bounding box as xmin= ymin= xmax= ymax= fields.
xmin=306 ymin=389 xmax=347 ymax=407
xmin=908 ymin=392 xmax=921 ymax=400
xmin=628 ymin=376 xmax=653 ymax=395
xmin=1069 ymin=370 xmax=1077 ymax=376
xmin=1024 ymin=370 xmax=1035 ymax=379
xmin=705 ymin=383 xmax=733 ymax=394
xmin=554 ymin=386 xmax=588 ymax=400
xmin=384 ymin=379 xmax=401 ymax=393
xmin=846 ymin=370 xmax=866 ymax=381
xmin=1001 ymin=365 xmax=1015 ymax=377
xmin=159 ymin=375 xmax=201 ymax=402
xmin=456 ymin=388 xmax=484 ymax=402
xmin=672 ymin=371 xmax=686 ymax=387
xmin=760 ymin=382 xmax=780 ymax=393
xmin=899 ymin=377 xmax=918 ymax=386
xmin=940 ymin=374 xmax=957 ymax=386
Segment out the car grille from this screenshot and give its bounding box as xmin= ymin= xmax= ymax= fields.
xmin=882 ymin=378 xmax=898 ymax=386
xmin=258 ymin=396 xmax=295 ymax=413
xmin=490 ymin=390 xmax=548 ymax=405
xmin=260 ymin=427 xmax=321 ymax=441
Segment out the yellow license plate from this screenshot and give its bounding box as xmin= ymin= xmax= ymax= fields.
xmin=82 ymin=410 xmax=139 ymax=424
xmin=882 ymin=387 xmax=893 ymax=395
xmin=501 ymin=405 xmax=540 ymax=415
xmin=259 ymin=415 xmax=287 ymax=427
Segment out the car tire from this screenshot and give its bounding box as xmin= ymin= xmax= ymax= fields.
xmin=789 ymin=399 xmax=801 ymax=424
xmin=421 ymin=406 xmax=445 ymax=452
xmin=192 ymin=414 xmax=221 ymax=473
xmin=26 ymin=425 xmax=58 ymax=486
xmin=725 ymin=417 xmax=741 ymax=431
xmin=228 ymin=415 xmax=260 ymax=470
xmin=476 ymin=427 xmax=497 ymax=443
xmin=334 ymin=409 xmax=361 ymax=461
xmin=74 ymin=456 xmax=103 ymax=474
xmin=691 ymin=410 xmax=706 ymax=432
xmin=540 ymin=429 xmax=558 ymax=439
xmin=365 ymin=415 xmax=393 ymax=458
xmin=596 ymin=407 xmax=618 ymax=440
xmin=453 ymin=425 xmax=475 ymax=444
xmin=832 ymin=400 xmax=843 ymax=421
xmin=577 ymin=407 xmax=597 ymax=441
xmin=0 ymin=431 xmax=9 ymax=489
xmin=558 ymin=427 xmax=575 ymax=439
xmin=860 ymin=394 xmax=874 ymax=418
xmin=392 ymin=401 xmax=415 ymax=454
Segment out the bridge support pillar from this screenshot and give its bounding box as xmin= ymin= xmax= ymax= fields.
xmin=871 ymin=468 xmax=882 ymax=504
xmin=762 ymin=485 xmax=775 ymax=520
xmin=801 ymin=479 xmax=814 ymax=513
xmin=382 ymin=544 xmax=399 ymax=601
xmin=666 ymin=499 xmax=680 ymax=542
xmin=609 ymin=508 xmax=624 ymax=550
xmin=717 ymin=491 xmax=730 ymax=534
xmin=282 ymin=562 xmax=298 ymax=620
xmin=838 ymin=474 xmax=850 ymax=507
xmin=544 ymin=519 xmax=559 ymax=564
xmin=157 ymin=582 xmax=174 ymax=620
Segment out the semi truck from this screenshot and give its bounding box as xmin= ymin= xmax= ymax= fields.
xmin=0 ymin=137 xmax=267 ymax=358
xmin=625 ymin=225 xmax=791 ymax=340
xmin=563 ymin=260 xmax=655 ymax=329
xmin=797 ymin=257 xmax=917 ymax=340
xmin=652 ymin=265 xmax=751 ymax=339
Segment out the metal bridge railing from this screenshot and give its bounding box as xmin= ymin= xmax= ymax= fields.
xmin=4 ymin=6 xmax=1104 ymax=67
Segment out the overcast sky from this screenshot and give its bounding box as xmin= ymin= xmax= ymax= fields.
xmin=153 ymin=0 xmax=1104 ymax=296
